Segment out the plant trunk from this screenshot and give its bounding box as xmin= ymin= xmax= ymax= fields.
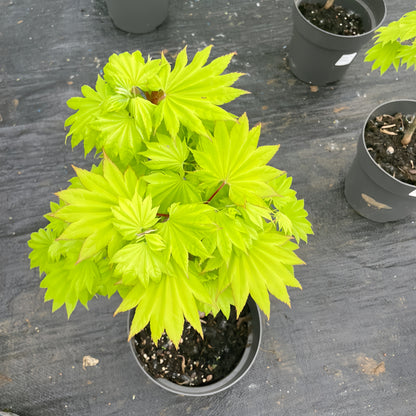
xmin=324 ymin=0 xmax=334 ymax=10
xmin=402 ymin=115 xmax=416 ymax=146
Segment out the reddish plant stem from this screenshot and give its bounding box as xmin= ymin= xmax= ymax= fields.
xmin=156 ymin=182 xmax=226 ymax=216
xmin=206 ymin=181 xmax=226 ymax=204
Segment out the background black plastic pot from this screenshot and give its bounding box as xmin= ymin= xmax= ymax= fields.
xmin=288 ymin=0 xmax=386 ymax=85
xmin=345 ymin=100 xmax=416 ymax=222
xmin=128 ymin=297 xmax=262 ymax=396
xmin=105 ymin=0 xmax=169 ymax=34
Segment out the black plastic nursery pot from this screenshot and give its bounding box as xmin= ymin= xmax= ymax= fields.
xmin=128 ymin=297 xmax=262 ymax=396
xmin=288 ymin=0 xmax=386 ymax=85
xmin=105 ymin=0 xmax=169 ymax=34
xmin=344 ymin=100 xmax=416 ymax=222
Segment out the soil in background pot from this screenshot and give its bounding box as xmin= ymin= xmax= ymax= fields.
xmin=299 ymin=1 xmax=365 ymax=35
xmin=365 ymin=113 xmax=416 ymax=185
xmin=132 ymin=304 xmax=251 ymax=387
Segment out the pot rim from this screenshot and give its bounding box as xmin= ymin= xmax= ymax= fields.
xmin=293 ymin=0 xmax=387 ymax=40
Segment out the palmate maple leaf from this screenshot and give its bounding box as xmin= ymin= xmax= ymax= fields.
xmin=191 ymin=114 xmax=282 ymax=207
xmin=110 ymin=237 xmax=166 ymax=287
xmin=365 ymin=41 xmax=402 ymax=74
xmin=53 ymin=154 xmax=139 ymax=262
xmin=365 ymin=10 xmax=416 ymax=74
xmin=39 ymin=256 xmax=114 ymax=317
xmin=65 ymin=76 xmax=111 ymax=155
xmin=140 ymin=134 xmax=189 ymax=175
xmin=269 ymin=174 xmax=313 ymax=243
xmin=155 ymin=203 xmax=216 ymax=272
xmin=28 ymin=209 xmax=118 ymax=318
xmin=153 ymin=46 xmax=249 ymax=138
xmin=222 ymin=223 xmax=305 ymax=318
xmin=115 ymin=262 xmax=213 ymax=347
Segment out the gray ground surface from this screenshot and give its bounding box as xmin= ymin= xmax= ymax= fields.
xmin=1 ymin=1 xmax=415 ymax=415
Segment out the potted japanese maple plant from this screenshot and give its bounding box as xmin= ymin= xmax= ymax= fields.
xmin=345 ymin=10 xmax=416 ymax=222
xmin=105 ymin=0 xmax=169 ymax=34
xmin=28 ymin=46 xmax=313 ymax=395
xmin=288 ymin=0 xmax=386 ymax=85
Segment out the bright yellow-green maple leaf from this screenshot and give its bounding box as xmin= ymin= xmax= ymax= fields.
xmin=155 ymin=203 xmax=216 ymax=272
xmin=40 ymin=256 xmax=114 ymax=317
xmin=28 ymin=227 xmax=57 ymax=275
xmin=365 ymin=10 xmax=416 ymax=74
xmin=103 ymin=50 xmax=162 ymax=93
xmin=140 ymin=134 xmax=189 ymax=175
xmin=143 ymin=172 xmax=202 ymax=213
xmin=112 ymin=193 xmax=160 ymax=241
xmin=222 ymin=223 xmax=304 ymax=317
xmin=28 ymin=216 xmax=118 ymax=318
xmin=152 ymin=46 xmax=248 ymax=138
xmin=115 ymin=263 xmax=212 ymax=347
xmin=65 ymin=76 xmax=111 ymax=155
xmin=53 ymin=154 xmax=139 ymax=262
xmin=270 ymin=174 xmax=313 ymax=243
xmin=210 ymin=208 xmax=255 ymax=263
xmin=110 ymin=237 xmax=166 ymax=287
xmin=192 ymin=113 xmax=281 ymax=206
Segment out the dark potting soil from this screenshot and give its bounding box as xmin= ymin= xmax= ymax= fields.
xmin=299 ymin=2 xmax=365 ymax=36
xmin=365 ymin=113 xmax=416 ymax=185
xmin=132 ymin=304 xmax=251 ymax=387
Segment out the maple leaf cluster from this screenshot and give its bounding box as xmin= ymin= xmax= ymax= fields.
xmin=365 ymin=10 xmax=416 ymax=74
xmin=28 ymin=46 xmax=313 ymax=346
